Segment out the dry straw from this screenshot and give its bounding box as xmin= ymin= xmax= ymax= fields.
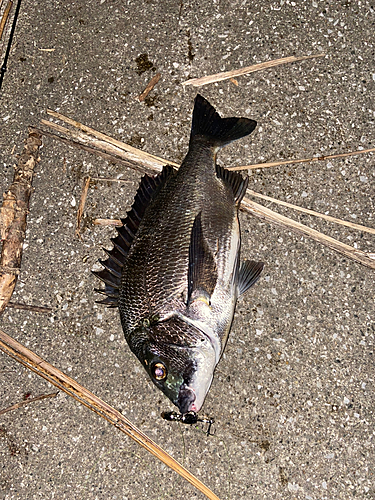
xmin=182 ymin=54 xmax=325 ymax=87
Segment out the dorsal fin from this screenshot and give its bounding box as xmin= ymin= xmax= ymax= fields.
xmin=94 ymin=165 xmax=175 ymax=307
xmin=188 ymin=212 xmax=217 ymax=305
xmin=215 ymin=164 xmax=249 ymax=204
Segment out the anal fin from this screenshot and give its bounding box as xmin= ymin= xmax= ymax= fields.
xmin=238 ymin=260 xmax=264 ymax=296
xmin=188 ymin=213 xmax=217 ymax=305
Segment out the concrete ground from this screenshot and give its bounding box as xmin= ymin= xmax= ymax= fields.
xmin=0 ymin=1 xmax=374 ymax=499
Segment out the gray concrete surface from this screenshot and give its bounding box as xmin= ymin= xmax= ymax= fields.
xmin=0 ymin=1 xmax=374 ymax=499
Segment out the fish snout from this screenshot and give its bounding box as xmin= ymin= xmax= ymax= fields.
xmin=176 ymin=384 xmax=196 ymax=414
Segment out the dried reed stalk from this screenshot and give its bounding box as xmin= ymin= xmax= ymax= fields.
xmin=93 ymin=206 xmax=375 ymax=270
xmin=0 ymin=328 xmax=221 ymax=500
xmin=0 ymin=0 xmax=12 ymax=41
xmin=241 ymin=197 xmax=375 ymax=269
xmin=182 ymin=53 xmax=324 ymax=87
xmin=42 ymin=119 xmax=162 ymax=169
xmin=45 ymin=109 xmax=178 ymax=169
xmin=30 ymin=125 xmax=152 ymax=174
xmin=246 ymin=189 xmax=375 ymax=235
xmin=229 ymin=147 xmax=375 ymax=171
xmin=0 ymin=130 xmax=42 ymax=314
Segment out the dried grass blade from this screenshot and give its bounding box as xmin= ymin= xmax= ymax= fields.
xmin=246 ymin=189 xmax=375 ymax=235
xmin=0 ymin=392 xmax=58 ymax=416
xmin=75 ymin=176 xmax=91 ymax=238
xmin=241 ymin=197 xmax=375 ymax=270
xmin=182 ymin=53 xmax=325 ymax=87
xmin=0 ymin=329 xmax=221 ymax=500
xmin=229 ymin=147 xmax=375 ymax=171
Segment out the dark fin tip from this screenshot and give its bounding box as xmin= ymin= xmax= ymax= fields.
xmin=216 ymin=164 xmax=249 ymax=204
xmin=238 ymin=260 xmax=264 ymax=296
xmin=92 ymin=269 xmax=120 ymax=288
xmin=94 ymin=287 xmax=119 ymax=308
xmin=95 ymin=298 xmax=118 ymax=308
xmin=190 ymin=94 xmax=257 ymax=148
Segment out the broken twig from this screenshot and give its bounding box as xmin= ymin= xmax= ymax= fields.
xmin=0 ymin=328 xmax=220 ymax=500
xmin=75 ymin=176 xmax=91 ymax=238
xmin=182 ymin=53 xmax=324 ymax=87
xmin=0 ymin=130 xmax=42 ymax=314
xmin=246 ymin=189 xmax=375 ymax=236
xmin=137 ymin=72 xmax=161 ymax=102
xmin=0 ymin=392 xmax=58 ymax=416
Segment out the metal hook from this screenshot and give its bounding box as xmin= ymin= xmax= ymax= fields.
xmin=161 ymin=411 xmax=215 ymax=436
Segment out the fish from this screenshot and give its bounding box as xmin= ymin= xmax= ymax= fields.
xmin=94 ymin=94 xmax=264 ymax=417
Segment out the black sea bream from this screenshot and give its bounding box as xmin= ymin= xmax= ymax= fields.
xmin=95 ymin=95 xmax=264 ymax=416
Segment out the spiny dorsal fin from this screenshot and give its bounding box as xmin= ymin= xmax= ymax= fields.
xmin=94 ymin=165 xmax=175 ymax=307
xmin=215 ymin=164 xmax=249 ymax=204
xmin=94 ymin=287 xmax=119 ymax=308
xmin=188 ymin=212 xmax=217 ymax=305
xmin=238 ymin=260 xmax=264 ymax=296
xmin=190 ymin=94 xmax=257 ymax=148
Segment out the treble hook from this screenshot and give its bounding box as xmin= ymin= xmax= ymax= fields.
xmin=161 ymin=410 xmax=215 ymax=436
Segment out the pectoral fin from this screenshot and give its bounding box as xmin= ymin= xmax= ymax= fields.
xmin=238 ymin=260 xmax=264 ymax=296
xmin=188 ymin=213 xmax=217 ymax=305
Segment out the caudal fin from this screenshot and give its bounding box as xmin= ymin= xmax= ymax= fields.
xmin=190 ymin=94 xmax=257 ymax=148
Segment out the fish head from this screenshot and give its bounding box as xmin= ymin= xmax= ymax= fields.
xmin=128 ymin=316 xmax=218 ymax=414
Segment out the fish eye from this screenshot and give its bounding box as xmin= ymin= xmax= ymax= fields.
xmin=152 ymin=362 xmax=167 ymax=381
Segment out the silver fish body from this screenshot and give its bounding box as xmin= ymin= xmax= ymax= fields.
xmin=95 ymin=95 xmax=263 ymax=415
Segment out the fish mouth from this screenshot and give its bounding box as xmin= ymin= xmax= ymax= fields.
xmin=176 ymin=384 xmax=197 ymax=414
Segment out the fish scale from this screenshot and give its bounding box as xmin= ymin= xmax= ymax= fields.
xmin=94 ymin=94 xmax=264 ymax=417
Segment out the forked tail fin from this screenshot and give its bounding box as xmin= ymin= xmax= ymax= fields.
xmin=189 ymin=94 xmax=257 ymax=148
